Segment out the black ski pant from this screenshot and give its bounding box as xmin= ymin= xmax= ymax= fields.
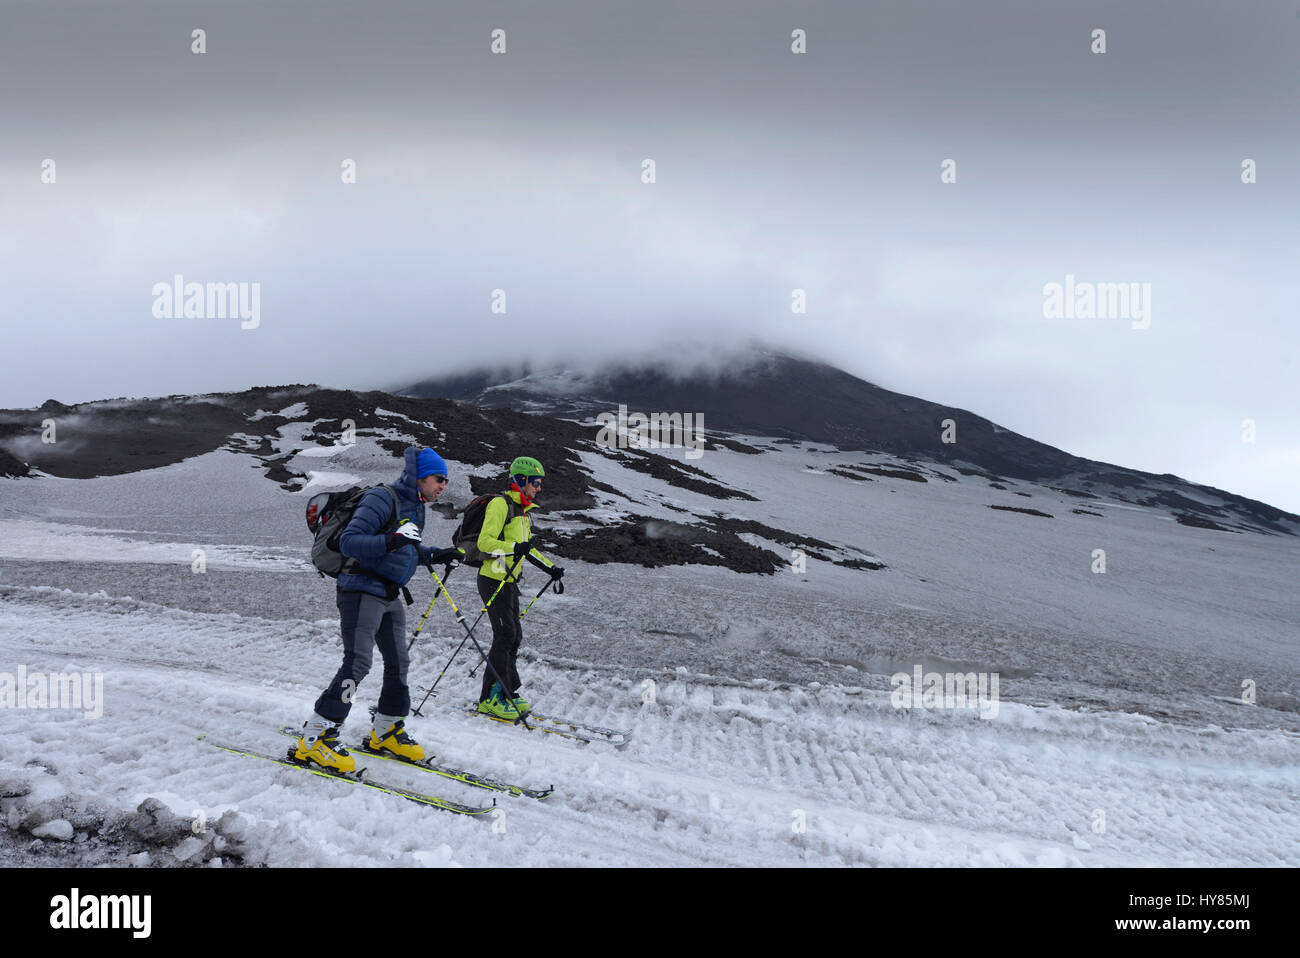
xmin=478 ymin=575 xmax=522 ymax=702
xmin=314 ymin=588 xmax=410 ymax=723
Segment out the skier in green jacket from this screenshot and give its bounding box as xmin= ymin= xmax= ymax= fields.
xmin=475 ymin=456 xmax=562 ymax=719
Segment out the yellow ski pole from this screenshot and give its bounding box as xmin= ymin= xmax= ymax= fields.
xmin=519 ymin=577 xmax=556 ymax=620
xmin=412 ymin=550 xmax=529 ymax=719
xmin=407 ymin=564 xmax=454 ymax=651
xmin=518 ymin=550 xmax=562 ymax=620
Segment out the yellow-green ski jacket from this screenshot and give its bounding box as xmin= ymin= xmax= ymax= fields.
xmin=477 ymin=489 xmax=554 ymax=583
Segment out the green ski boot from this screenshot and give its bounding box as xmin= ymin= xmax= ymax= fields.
xmin=477 ymin=683 xmax=521 ymax=720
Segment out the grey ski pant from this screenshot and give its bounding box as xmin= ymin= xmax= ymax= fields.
xmin=314 ymin=588 xmax=410 ymax=723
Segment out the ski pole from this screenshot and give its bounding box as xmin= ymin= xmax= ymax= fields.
xmin=519 ymin=551 xmax=563 ymax=616
xmin=417 ymin=548 xmax=554 ymax=704
xmin=450 ymin=547 xmax=532 ymax=673
xmin=436 ymin=566 xmax=548 ymax=686
xmin=459 ymin=552 xmax=560 ymax=676
xmin=416 ymin=558 xmax=498 ymax=703
xmin=518 ymin=578 xmax=555 ymax=621
xmin=421 ymin=625 xmax=475 ymax=705
xmin=518 ymin=551 xmax=563 ymax=613
xmin=411 ymin=549 xmax=530 ymax=720
xmin=408 ymin=561 xmax=457 ymax=651
xmin=413 ymin=554 xmax=525 ymax=717
xmin=454 ymin=579 xmax=553 ymax=683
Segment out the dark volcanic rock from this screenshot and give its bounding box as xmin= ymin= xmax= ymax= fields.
xmin=0 ymin=386 xmax=603 ymax=509
xmin=990 ymin=504 xmax=1054 ymax=518
xmin=836 ymin=557 xmax=886 ymax=570
xmin=956 ymin=466 xmax=1005 ymax=481
xmin=0 ymin=447 xmax=29 ymax=478
xmin=1174 ymin=514 xmax=1240 ymax=533
xmin=600 ymin=449 xmax=756 ymax=501
xmin=706 ymin=435 xmax=764 ymax=455
xmin=0 ymin=399 xmax=249 ymax=478
xmin=1050 ymin=486 xmax=1099 ymax=500
xmin=543 ymin=516 xmax=784 ymax=574
xmin=847 ymin=464 xmax=927 ymax=483
xmin=704 ymin=515 xmax=836 ymax=553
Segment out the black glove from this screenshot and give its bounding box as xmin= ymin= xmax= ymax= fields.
xmin=387 ymin=520 xmax=421 ymax=552
xmin=547 ymin=565 xmax=564 ymax=581
xmin=512 ymin=538 xmax=534 ymax=559
xmin=426 ymin=547 xmax=461 ymax=566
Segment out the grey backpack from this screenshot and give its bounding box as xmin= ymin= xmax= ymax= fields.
xmin=305 ymin=485 xmax=400 ymax=578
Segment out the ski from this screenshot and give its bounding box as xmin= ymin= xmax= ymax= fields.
xmin=198 ymin=735 xmax=494 ymax=817
xmin=275 ymin=726 xmax=553 ymax=801
xmin=529 ymin=712 xmax=633 ymax=746
xmin=465 ymin=708 xmax=630 ymax=747
xmin=467 ymin=708 xmax=599 ymax=744
xmin=414 ymin=684 xmax=631 ymax=746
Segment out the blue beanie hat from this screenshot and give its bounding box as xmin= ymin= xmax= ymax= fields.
xmin=417 ymin=448 xmax=448 ymax=478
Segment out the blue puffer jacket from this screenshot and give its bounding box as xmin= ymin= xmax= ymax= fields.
xmin=337 ymin=445 xmax=429 ymax=597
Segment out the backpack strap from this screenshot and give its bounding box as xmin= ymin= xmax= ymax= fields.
xmin=379 ymin=485 xmax=401 ymax=532
xmin=497 ymin=494 xmax=525 ymax=583
xmin=480 ymin=493 xmax=519 ymax=532
xmin=492 ymin=493 xmax=523 ymax=537
xmin=340 ymin=484 xmax=405 ymax=580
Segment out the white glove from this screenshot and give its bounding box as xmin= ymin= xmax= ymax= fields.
xmin=386 ymin=520 xmax=422 ymax=551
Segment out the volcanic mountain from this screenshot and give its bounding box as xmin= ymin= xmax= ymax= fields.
xmin=399 ymin=351 xmax=1299 ymax=537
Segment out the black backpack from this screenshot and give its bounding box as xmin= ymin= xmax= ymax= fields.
xmin=453 ymin=493 xmax=522 ymax=567
xmin=306 ymin=485 xmax=401 ymax=578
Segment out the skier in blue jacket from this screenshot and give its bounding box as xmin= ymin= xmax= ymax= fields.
xmin=296 ymin=446 xmax=460 ymax=772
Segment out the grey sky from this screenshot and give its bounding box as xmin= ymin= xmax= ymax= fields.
xmin=2 ymin=1 xmax=1297 ymax=511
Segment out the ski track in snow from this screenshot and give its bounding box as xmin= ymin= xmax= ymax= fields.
xmin=2 ymin=586 xmax=1296 ymax=867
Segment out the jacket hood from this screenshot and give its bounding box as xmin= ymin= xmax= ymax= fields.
xmin=396 ymin=446 xmax=421 ymax=501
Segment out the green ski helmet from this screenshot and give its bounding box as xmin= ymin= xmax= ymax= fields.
xmin=509 ymin=456 xmax=544 ymax=479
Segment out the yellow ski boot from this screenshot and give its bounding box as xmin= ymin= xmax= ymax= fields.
xmin=295 ymin=724 xmax=356 ymax=774
xmin=368 ymin=719 xmax=426 ymax=762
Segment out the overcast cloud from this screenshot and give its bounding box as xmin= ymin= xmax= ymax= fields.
xmin=1 ymin=0 xmax=1296 ymax=511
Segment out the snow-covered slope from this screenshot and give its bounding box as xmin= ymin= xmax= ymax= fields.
xmin=3 ymin=584 xmax=1295 ymax=867
xmin=1 ymin=430 xmax=1297 ymax=867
